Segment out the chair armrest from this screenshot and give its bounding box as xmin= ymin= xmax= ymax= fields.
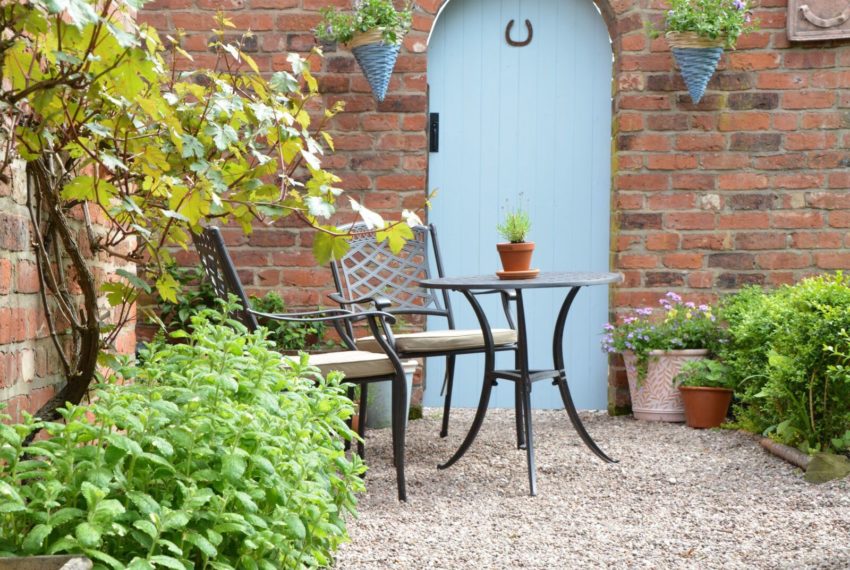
xmin=327 ymin=292 xmax=393 ymax=311
xmin=250 ymin=308 xmax=396 ymax=326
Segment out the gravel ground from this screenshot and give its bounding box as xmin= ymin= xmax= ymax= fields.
xmin=335 ymin=408 xmax=850 ymax=569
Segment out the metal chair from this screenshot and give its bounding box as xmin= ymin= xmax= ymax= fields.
xmin=329 ymin=223 xmax=519 ymax=438
xmin=192 ymin=226 xmax=411 ymax=501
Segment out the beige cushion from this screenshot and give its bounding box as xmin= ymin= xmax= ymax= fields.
xmin=305 ymin=350 xmax=396 ymax=379
xmin=356 ymin=328 xmax=517 ymax=354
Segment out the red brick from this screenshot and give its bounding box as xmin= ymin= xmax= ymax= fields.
xmin=662 ymin=253 xmax=703 ymax=269
xmin=701 ymin=154 xmax=749 ymax=169
xmin=728 ymin=52 xmax=780 ymax=71
xmin=671 ymin=174 xmax=715 ymax=190
xmin=682 ymin=234 xmax=727 ymax=250
xmin=783 ymin=91 xmax=835 ymax=110
xmin=645 ymin=233 xmax=679 ymax=251
xmin=616 ymin=194 xmax=643 ymax=210
xmin=791 ymin=232 xmax=844 ymax=249
xmin=646 ymin=155 xmax=698 ymax=170
xmin=773 ymin=212 xmax=824 ymax=229
xmin=617 ymin=174 xmax=669 ymax=191
xmin=647 ymin=193 xmax=695 ymax=210
xmin=674 ymin=134 xmax=725 ymax=152
xmin=718 ymin=173 xmax=768 ymax=190
xmin=772 ymin=174 xmax=824 ymax=189
xmin=815 ymin=252 xmax=850 ymax=269
xmin=756 ymin=252 xmax=811 ymax=270
xmin=785 ymin=132 xmax=837 ymax=151
xmin=666 ymin=212 xmax=715 ymax=230
xmin=617 ymin=254 xmax=657 ymax=270
xmin=807 ymin=192 xmax=850 ymax=210
xmin=14 ymin=260 xmax=39 ymax=294
xmin=756 ymin=72 xmax=807 ymax=90
xmin=829 ymin=211 xmax=850 ymax=228
xmin=735 ymin=232 xmax=786 ymax=250
xmin=375 ymin=174 xmax=425 ymax=190
xmin=0 ymin=258 xmax=11 ymax=295
xmin=719 ymin=212 xmax=770 ymax=229
xmin=688 ymin=271 xmax=714 ymax=288
xmin=718 ymin=112 xmax=770 ymax=131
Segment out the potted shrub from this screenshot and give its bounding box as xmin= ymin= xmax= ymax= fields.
xmin=675 ymin=360 xmax=735 ymax=428
xmin=651 ymin=0 xmax=757 ymax=103
xmin=602 ymin=292 xmax=723 ymax=422
xmin=495 ymin=205 xmax=536 ymax=276
xmin=315 ymin=0 xmax=413 ymax=102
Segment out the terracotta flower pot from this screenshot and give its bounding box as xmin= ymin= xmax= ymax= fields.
xmin=622 ymin=349 xmax=708 ymax=422
xmin=497 ymin=241 xmax=535 ymax=272
xmin=679 ymin=386 xmax=733 ymax=429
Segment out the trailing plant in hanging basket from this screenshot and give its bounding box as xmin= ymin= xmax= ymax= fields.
xmin=649 ymin=0 xmax=758 ymax=103
xmin=315 ymin=0 xmax=413 ymax=102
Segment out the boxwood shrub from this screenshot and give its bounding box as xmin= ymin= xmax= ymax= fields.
xmin=0 ymin=307 xmax=365 ymax=569
xmin=720 ymin=273 xmax=850 ymax=453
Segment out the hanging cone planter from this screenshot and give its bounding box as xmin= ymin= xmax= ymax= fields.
xmin=666 ymin=32 xmax=725 ymax=104
xmin=347 ymin=29 xmax=401 ymax=102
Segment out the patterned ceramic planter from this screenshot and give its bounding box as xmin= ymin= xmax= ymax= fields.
xmin=623 ymin=349 xmax=709 ymax=422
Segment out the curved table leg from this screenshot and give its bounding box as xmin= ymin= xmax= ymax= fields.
xmin=553 ymin=287 xmax=617 ymax=464
xmin=438 ymin=290 xmax=496 ymax=470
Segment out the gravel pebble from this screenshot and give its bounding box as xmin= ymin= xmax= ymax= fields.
xmin=335 ymin=409 xmax=850 ymax=569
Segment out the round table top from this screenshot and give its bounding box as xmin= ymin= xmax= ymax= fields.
xmin=419 ymin=271 xmax=623 ymax=291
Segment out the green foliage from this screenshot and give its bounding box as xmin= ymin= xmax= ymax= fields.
xmin=0 ymin=304 xmax=365 ymax=568
xmin=651 ymin=0 xmax=758 ymax=48
xmin=719 ymin=274 xmax=850 ymax=453
xmin=496 ymin=208 xmax=531 ymax=243
xmin=315 ymin=0 xmax=413 ymax=45
xmin=1 ymin=0 xmax=418 ymax=418
xmin=151 ymin=264 xmax=218 ymax=334
xmin=602 ymin=292 xmax=723 ymax=383
xmin=251 ymin=292 xmax=330 ymax=351
xmin=675 ymin=359 xmax=734 ymax=389
xmin=150 ymin=266 xmax=330 ymax=351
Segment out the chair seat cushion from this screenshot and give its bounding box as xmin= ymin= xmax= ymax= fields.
xmin=305 ymin=350 xmax=397 ymax=379
xmin=357 ymin=328 xmax=517 ymax=354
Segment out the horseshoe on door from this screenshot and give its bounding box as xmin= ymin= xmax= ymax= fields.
xmin=505 ymin=19 xmax=533 ymax=47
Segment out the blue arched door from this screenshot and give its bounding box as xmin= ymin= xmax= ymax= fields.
xmin=426 ymin=0 xmax=613 ymax=410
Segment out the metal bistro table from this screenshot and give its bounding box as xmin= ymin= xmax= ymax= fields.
xmin=419 ymin=271 xmax=623 ymax=496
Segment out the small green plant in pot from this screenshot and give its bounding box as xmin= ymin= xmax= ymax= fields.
xmin=650 ymin=0 xmax=758 ymax=103
xmin=315 ymin=0 xmax=413 ymax=102
xmin=495 ymin=203 xmax=535 ymax=276
xmin=675 ymin=360 xmax=735 ymax=429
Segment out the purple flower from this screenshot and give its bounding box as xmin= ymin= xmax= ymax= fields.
xmin=699 ymin=304 xmax=709 ymax=312
xmin=603 ymin=323 xmax=615 ymax=331
xmin=733 ymin=0 xmax=746 ymax=10
xmin=636 ymin=307 xmax=653 ymax=316
xmin=666 ymin=291 xmax=682 ymax=303
xmin=745 ymin=13 xmax=752 ymax=23
xmin=685 ymin=302 xmax=696 ymax=309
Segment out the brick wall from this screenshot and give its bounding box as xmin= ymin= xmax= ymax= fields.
xmin=0 ymin=161 xmax=59 ymax=421
xmin=138 ymin=0 xmax=850 ymax=410
xmin=0 ymin=160 xmax=136 ymax=422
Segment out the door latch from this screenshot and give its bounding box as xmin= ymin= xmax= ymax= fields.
xmin=429 ymin=112 xmax=439 ymax=152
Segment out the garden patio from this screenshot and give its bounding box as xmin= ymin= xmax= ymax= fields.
xmin=2 ymin=0 xmax=850 ymax=568
xmin=337 ymin=409 xmax=850 ymax=568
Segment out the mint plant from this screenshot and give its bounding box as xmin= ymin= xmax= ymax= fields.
xmin=0 ymin=304 xmax=364 ymax=568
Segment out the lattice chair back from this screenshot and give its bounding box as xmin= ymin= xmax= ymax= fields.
xmin=191 ymin=226 xmax=259 ymax=331
xmin=331 ymin=223 xmax=454 ymax=323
